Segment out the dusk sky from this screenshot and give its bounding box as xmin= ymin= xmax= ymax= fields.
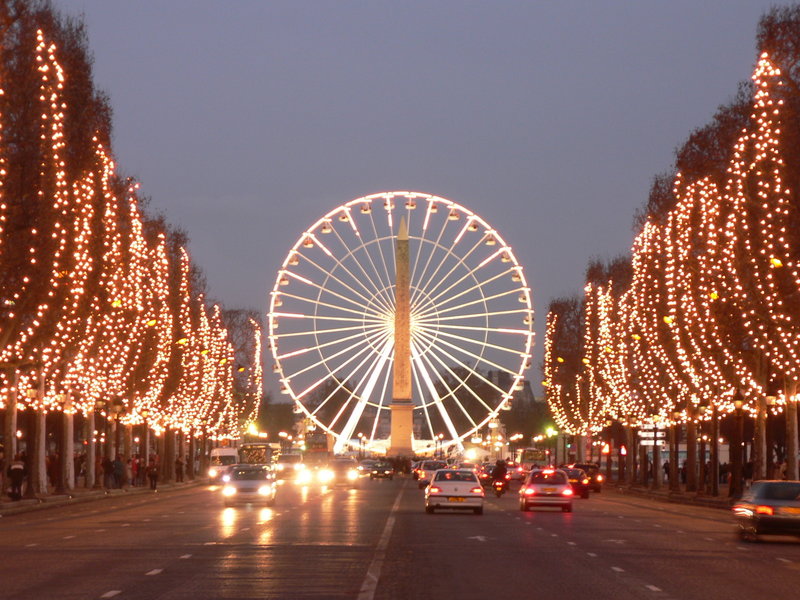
xmin=55 ymin=0 xmax=781 ymax=397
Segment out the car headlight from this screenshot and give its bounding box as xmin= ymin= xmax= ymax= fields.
xmin=318 ymin=469 xmax=334 ymax=483
xmin=347 ymin=469 xmax=359 ymax=481
xmin=222 ymin=474 xmax=231 ymax=482
xmin=258 ymin=485 xmax=273 ymax=496
xmin=276 ymin=464 xmax=285 ymax=471
xmin=294 ymin=463 xmax=306 ymax=471
xmin=222 ymin=486 xmax=236 ymax=497
xmin=208 ymin=468 xmax=218 ymax=478
xmin=296 ymin=470 xmax=312 ymax=485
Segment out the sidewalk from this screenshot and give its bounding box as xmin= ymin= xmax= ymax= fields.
xmin=0 ymin=480 xmax=202 ymax=517
xmin=610 ymin=481 xmax=737 ymax=511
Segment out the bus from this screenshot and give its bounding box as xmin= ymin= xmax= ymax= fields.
xmin=515 ymin=447 xmax=549 ymax=471
xmin=238 ymin=442 xmax=274 ymax=466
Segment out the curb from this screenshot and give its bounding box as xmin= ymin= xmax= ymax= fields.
xmin=612 ymin=484 xmax=735 ymax=510
xmin=0 ymin=480 xmax=203 ymax=517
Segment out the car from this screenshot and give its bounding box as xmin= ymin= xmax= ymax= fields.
xmin=573 ymin=462 xmax=605 ymax=492
xmin=221 ymin=465 xmax=277 ymax=507
xmin=411 ymin=461 xmax=421 ymax=480
xmin=562 ymin=467 xmax=591 ymax=499
xmin=416 ymin=460 xmax=448 ymax=486
xmin=370 ymin=461 xmax=395 ymax=480
xmin=733 ymin=480 xmax=800 ymax=542
xmin=457 ymin=462 xmax=479 ymax=472
xmin=208 ymin=447 xmax=239 ymax=481
xmin=477 ymin=464 xmax=495 ymax=488
xmin=317 ymin=457 xmax=360 ymax=488
xmin=505 ymin=461 xmax=526 ymax=481
xmin=425 ymin=469 xmax=485 ymax=515
xmin=519 ymin=468 xmax=574 ymax=512
xmin=273 ymin=453 xmax=305 ymax=480
xmin=358 ymin=459 xmax=378 ymax=476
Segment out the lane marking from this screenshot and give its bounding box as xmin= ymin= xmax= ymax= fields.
xmin=180 ymin=554 xmax=192 ymax=559
xmin=704 ymin=537 xmax=714 ymax=542
xmin=587 ymin=552 xmax=597 ymax=557
xmin=736 ymin=546 xmax=747 ymax=551
xmin=646 ymin=585 xmax=662 ymax=592
xmin=63 ymin=535 xmax=75 ymax=540
xmin=676 ymin=530 xmax=684 ymax=534
xmin=145 ymin=569 xmax=163 ymax=576
xmin=567 ymin=541 xmax=576 ymax=546
xmin=777 ymin=558 xmax=791 ymax=563
xmin=611 ymin=567 xmax=625 ymax=573
xmin=653 ymin=524 xmax=662 ymax=528
xmin=25 ymin=543 xmax=38 ymax=547
xmin=121 ymin=523 xmax=130 ymax=527
xmin=357 ymin=481 xmax=405 ymax=600
xmin=100 ymin=591 xmax=121 ymax=598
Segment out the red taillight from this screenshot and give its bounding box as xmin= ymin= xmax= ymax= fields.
xmin=517 ymin=467 xmax=523 ymax=473
xmin=429 ymin=486 xmax=442 ymax=494
xmin=562 ymin=488 xmax=574 ymax=496
xmin=470 ymin=487 xmax=483 ymax=494
xmin=597 ymin=474 xmax=604 ymax=482
xmin=756 ymin=505 xmax=774 ymax=515
xmin=542 ymin=469 xmax=555 ymax=474
xmin=505 ymin=474 xmax=511 ymax=480
xmin=524 ymin=487 xmax=536 ymax=495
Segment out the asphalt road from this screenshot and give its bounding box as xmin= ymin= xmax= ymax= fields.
xmin=1 ymin=478 xmax=798 ymax=600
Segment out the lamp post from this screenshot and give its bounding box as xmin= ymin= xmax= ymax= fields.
xmin=730 ymin=392 xmax=745 ymax=498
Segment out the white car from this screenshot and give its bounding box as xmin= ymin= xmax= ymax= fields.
xmin=425 ymin=469 xmax=485 ymax=515
xmin=416 ymin=460 xmax=448 ymax=485
xmin=221 ymin=465 xmax=277 ymax=507
xmin=519 ymin=468 xmax=573 ymax=512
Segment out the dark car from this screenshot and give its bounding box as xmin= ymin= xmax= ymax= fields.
xmin=734 ymin=480 xmax=800 ymax=542
xmin=478 ymin=464 xmax=495 ymax=488
xmin=573 ymin=462 xmax=604 ymax=492
xmin=317 ymin=458 xmax=360 ymax=488
xmin=562 ymin=467 xmax=591 ymax=499
xmin=370 ymin=461 xmax=395 ymax=480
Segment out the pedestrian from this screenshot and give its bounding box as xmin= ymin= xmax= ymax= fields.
xmin=102 ymin=455 xmax=114 ymax=489
xmin=112 ymin=454 xmax=125 ymax=489
xmin=147 ymin=459 xmax=159 ymax=491
xmin=175 ymin=456 xmax=184 ymax=483
xmin=6 ymin=454 xmax=27 ymax=501
xmin=662 ymin=460 xmax=670 ymax=482
xmin=125 ymin=459 xmax=133 ymax=488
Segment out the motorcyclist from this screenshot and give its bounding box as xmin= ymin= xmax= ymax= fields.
xmin=492 ymin=459 xmax=508 ymax=486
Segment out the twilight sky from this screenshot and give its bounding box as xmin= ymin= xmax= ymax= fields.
xmin=55 ymin=0 xmax=781 ymax=397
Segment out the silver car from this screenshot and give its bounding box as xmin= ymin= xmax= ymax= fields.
xmin=519 ymin=468 xmax=574 ymax=512
xmin=734 ymin=480 xmax=800 ymax=542
xmin=221 ymin=465 xmax=277 ymax=507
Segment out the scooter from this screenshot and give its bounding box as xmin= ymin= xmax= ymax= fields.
xmin=492 ymin=478 xmax=507 ymax=497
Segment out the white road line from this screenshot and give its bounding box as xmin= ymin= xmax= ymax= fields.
xmin=204 ymin=542 xmax=216 ymax=545
xmin=357 ymin=480 xmax=405 ymax=600
xmin=587 ymin=552 xmax=598 ymax=557
xmin=676 ymin=530 xmax=684 ymax=534
xmin=241 ymin=527 xmax=250 ymax=532
xmin=567 ymin=542 xmax=576 ymax=546
xmin=63 ymin=535 xmax=75 ymax=539
xmin=145 ymin=569 xmax=163 ymax=576
xmin=180 ymin=554 xmax=192 ymax=559
xmin=777 ymin=558 xmax=791 ymax=563
xmin=646 ymin=585 xmax=662 ymax=592
xmin=96 ymin=529 xmax=106 ymax=533
xmin=25 ymin=543 xmax=38 ymax=547
xmin=551 ymin=533 xmax=558 ymax=537
xmin=653 ymin=524 xmax=662 ymax=528
xmin=100 ymin=591 xmax=121 ymax=598
xmin=611 ymin=567 xmax=625 ymax=573
xmin=704 ymin=537 xmax=714 ymax=541
xmin=121 ymin=523 xmax=130 ymax=527
xmin=737 ymin=546 xmax=747 ymax=551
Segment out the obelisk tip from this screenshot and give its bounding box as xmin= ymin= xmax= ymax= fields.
xmin=398 ymin=216 xmax=408 ymax=241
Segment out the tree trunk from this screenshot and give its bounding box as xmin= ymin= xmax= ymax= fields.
xmin=188 ymin=432 xmax=196 ymax=480
xmin=32 ymin=406 xmax=47 ymax=495
xmin=669 ymin=423 xmax=680 ymax=492
xmin=2 ymin=371 xmax=19 ymax=487
xmin=753 ymin=394 xmax=767 ymax=481
xmin=710 ymin=405 xmax=720 ymax=496
xmin=85 ymin=410 xmax=96 ymax=489
xmin=625 ymin=426 xmax=635 ymax=485
xmin=652 ymin=435 xmax=662 ymax=490
xmin=62 ymin=405 xmax=74 ymax=492
xmin=786 ymin=381 xmax=798 ymax=480
xmin=686 ymin=417 xmax=697 ymax=492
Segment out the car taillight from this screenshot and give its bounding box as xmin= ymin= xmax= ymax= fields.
xmin=562 ymin=488 xmax=574 ymax=496
xmin=524 ymin=487 xmax=536 ymax=495
xmin=429 ymin=486 xmax=442 ymax=494
xmin=517 ymin=467 xmax=523 ymax=473
xmin=505 ymin=474 xmax=511 ymax=480
xmin=470 ymin=487 xmax=483 ymax=494
xmin=582 ymin=478 xmax=589 ymax=484
xmin=597 ymin=474 xmax=604 ymax=482
xmin=756 ymin=505 xmax=774 ymax=515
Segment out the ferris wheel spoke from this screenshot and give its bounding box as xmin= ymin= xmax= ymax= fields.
xmin=410 ymin=358 xmax=437 ymax=440
xmin=413 ymin=328 xmax=509 ymax=408
xmin=276 ymin=327 xmax=384 ymax=361
xmin=417 ymin=286 xmax=527 ymax=321
xmin=414 ymin=325 xmax=518 ymax=376
xmin=334 ymin=336 xmax=394 ymax=453
xmin=412 ymin=233 xmax=486 ymax=305
xmin=272 ymin=322 xmax=384 ymax=341
xmin=308 ymin=330 xmax=391 ymax=419
xmin=411 ymin=340 xmax=469 ymax=440
xmin=416 ymin=307 xmax=529 ymax=326
xmin=281 ymin=269 xmax=387 ymax=318
xmin=410 ymin=205 xmax=454 ymax=304
xmin=278 ymin=290 xmax=385 ymax=321
xmin=326 ymin=223 xmax=395 ymax=314
xmin=415 ymin=324 xmax=529 ymax=357
xmin=294 ymin=253 xmax=391 ymax=315
xmin=425 ymin=263 xmax=516 ymax=313
xmin=367 ymin=209 xmax=395 ymax=303
xmin=367 ymin=364 xmax=393 ymax=445
xmin=283 ymin=326 xmax=389 ymax=383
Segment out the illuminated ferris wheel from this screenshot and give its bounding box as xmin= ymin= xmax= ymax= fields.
xmin=268 ymin=192 xmax=534 ymax=455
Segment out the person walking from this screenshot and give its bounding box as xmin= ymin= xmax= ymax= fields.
xmin=6 ymin=454 xmax=27 ymax=501
xmin=147 ymin=458 xmax=159 ymax=491
xmin=175 ymin=456 xmax=184 ymax=483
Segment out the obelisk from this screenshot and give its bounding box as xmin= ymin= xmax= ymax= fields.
xmin=390 ymin=216 xmax=414 ymax=456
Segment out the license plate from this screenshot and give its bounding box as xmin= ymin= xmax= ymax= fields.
xmin=543 ymin=488 xmax=556 ymax=493
xmin=780 ymin=506 xmax=800 ymax=515
xmin=448 ymin=497 xmax=465 ymax=502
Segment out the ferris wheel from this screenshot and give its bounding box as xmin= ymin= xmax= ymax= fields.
xmin=268 ymin=192 xmax=534 ymax=455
